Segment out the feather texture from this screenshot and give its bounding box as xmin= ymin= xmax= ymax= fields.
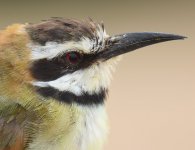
xmin=0 ymin=23 xmax=108 ymax=150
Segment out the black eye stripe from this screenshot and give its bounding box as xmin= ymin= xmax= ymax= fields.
xmin=29 ymin=52 xmax=97 ymax=81
xmin=30 ymin=58 xmax=67 ymax=81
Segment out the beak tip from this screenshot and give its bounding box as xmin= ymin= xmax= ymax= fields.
xmin=173 ymin=35 xmax=187 ymax=40
xmin=149 ymin=32 xmax=187 ymax=41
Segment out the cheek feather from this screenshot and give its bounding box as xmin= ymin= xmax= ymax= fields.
xmin=32 ymin=58 xmax=119 ymax=97
xmin=31 ymin=61 xmax=116 ymax=105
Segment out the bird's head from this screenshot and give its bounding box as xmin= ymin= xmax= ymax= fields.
xmin=27 ymin=18 xmax=116 ymax=105
xmin=1 ymin=18 xmax=185 ymax=105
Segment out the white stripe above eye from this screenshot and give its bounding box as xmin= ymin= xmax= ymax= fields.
xmin=28 ymin=25 xmax=109 ymax=61
xmin=28 ymin=37 xmax=94 ymax=60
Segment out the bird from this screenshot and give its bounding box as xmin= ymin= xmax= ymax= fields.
xmin=0 ymin=18 xmax=185 ymax=150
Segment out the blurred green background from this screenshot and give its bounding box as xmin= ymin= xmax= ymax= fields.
xmin=0 ymin=0 xmax=194 ymax=150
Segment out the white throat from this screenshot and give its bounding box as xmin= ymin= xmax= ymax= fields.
xmin=75 ymin=105 xmax=108 ymax=150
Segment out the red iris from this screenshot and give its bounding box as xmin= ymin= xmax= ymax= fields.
xmin=65 ymin=52 xmax=82 ymax=64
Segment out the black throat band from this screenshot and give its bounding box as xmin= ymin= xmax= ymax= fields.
xmin=35 ymin=86 xmax=108 ymax=105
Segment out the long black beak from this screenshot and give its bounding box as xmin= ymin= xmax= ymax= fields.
xmin=97 ymin=32 xmax=186 ymax=60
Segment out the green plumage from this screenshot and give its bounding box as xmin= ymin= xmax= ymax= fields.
xmin=0 ymin=24 xmax=80 ymax=149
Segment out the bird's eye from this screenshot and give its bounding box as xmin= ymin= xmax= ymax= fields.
xmin=65 ymin=52 xmax=82 ymax=65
